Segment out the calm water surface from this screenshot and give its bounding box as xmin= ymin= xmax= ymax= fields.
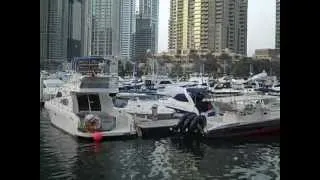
xmin=40 ymin=110 xmax=280 ymax=180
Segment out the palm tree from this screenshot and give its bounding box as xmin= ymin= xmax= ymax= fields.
xmin=218 ymin=52 xmax=232 ymax=74
xmin=203 ymin=52 xmax=219 ymax=73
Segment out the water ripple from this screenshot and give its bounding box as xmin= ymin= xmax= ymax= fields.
xmin=40 ymin=110 xmax=280 ymax=180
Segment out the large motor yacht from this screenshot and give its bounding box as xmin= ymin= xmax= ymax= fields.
xmin=44 ymin=57 xmax=136 ymax=140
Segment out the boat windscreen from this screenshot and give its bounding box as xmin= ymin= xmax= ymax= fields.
xmin=80 ymin=77 xmax=109 ymax=88
xmin=77 ymin=94 xmax=101 ymax=111
xmin=159 ymin=81 xmax=172 ymax=84
xmin=173 ymin=94 xmax=189 ymax=102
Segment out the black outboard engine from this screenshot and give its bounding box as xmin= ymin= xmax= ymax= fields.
xmin=172 ymin=112 xmax=207 ymax=137
xmin=171 ymin=88 xmax=211 ymax=138
xmin=56 ymin=91 xmax=62 ymax=98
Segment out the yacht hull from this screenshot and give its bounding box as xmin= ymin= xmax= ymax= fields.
xmin=205 ymin=118 xmax=280 ymax=139
xmin=45 ymin=102 xmax=136 ymax=140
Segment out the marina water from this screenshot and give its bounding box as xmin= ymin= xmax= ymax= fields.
xmin=40 ymin=110 xmax=279 ymax=180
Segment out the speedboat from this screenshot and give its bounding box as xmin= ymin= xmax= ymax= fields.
xmin=44 ymin=57 xmax=136 ymax=140
xmin=133 ymin=87 xmax=217 ymax=137
xmin=164 ymin=87 xmax=280 ymax=139
xmin=141 ymin=75 xmax=175 ymax=89
xmin=209 ymin=82 xmax=243 ymax=97
xmin=208 ymin=72 xmax=268 ymax=97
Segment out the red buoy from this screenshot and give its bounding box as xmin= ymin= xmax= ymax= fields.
xmin=92 ymin=131 xmax=103 ymax=142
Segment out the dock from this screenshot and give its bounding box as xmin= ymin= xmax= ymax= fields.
xmin=134 ymin=118 xmax=180 ymax=138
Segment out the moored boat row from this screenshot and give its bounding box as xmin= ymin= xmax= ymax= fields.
xmin=42 ymin=56 xmax=280 ymax=142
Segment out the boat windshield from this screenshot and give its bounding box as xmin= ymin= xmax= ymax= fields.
xmin=159 ymin=81 xmax=172 ymax=85
xmin=173 ymin=94 xmax=189 ymax=102
xmin=80 ymin=77 xmax=109 ymax=88
xmin=77 ymin=94 xmax=101 ymax=111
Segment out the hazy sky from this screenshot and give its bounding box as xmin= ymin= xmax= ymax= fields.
xmin=158 ymin=0 xmax=276 ymax=56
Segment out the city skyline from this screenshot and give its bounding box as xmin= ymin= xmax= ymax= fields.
xmin=159 ymin=0 xmax=276 ymax=56
xmin=41 ymin=0 xmax=278 ymax=64
xmin=40 ymin=0 xmax=91 ymax=63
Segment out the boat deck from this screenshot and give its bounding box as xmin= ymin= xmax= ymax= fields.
xmin=134 ymin=108 xmax=280 ymax=138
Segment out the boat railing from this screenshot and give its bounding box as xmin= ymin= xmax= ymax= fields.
xmin=47 ymin=90 xmax=72 ymax=112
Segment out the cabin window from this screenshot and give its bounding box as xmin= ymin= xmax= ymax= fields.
xmin=174 ymin=94 xmax=189 ymax=102
xmin=244 ymin=83 xmax=253 ymax=88
xmin=223 ymin=83 xmax=231 ymax=88
xmin=77 ymin=94 xmax=101 ymax=111
xmin=80 ymin=78 xmax=109 ymax=88
xmin=145 ymin=80 xmax=154 ymax=86
xmin=159 ymin=81 xmax=172 ymax=84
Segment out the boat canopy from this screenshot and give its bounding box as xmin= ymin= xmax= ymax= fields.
xmin=43 ymin=79 xmax=64 ymax=87
xmin=80 ymin=77 xmax=110 ymax=89
xmin=72 ymin=56 xmax=112 ymax=74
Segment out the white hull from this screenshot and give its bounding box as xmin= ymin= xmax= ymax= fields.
xmin=45 ymin=102 xmax=136 ymax=139
xmin=206 ymin=108 xmax=280 ymax=131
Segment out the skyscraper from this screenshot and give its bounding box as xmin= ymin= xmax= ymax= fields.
xmin=91 ymin=0 xmax=120 ymax=57
xmin=82 ymin=0 xmax=92 ymax=56
xmin=46 ymin=0 xmax=68 ymax=62
xmin=168 ymin=0 xmax=248 ymax=56
xmin=134 ymin=15 xmax=153 ymax=61
xmin=136 ymin=0 xmax=159 ymax=54
xmin=66 ymin=0 xmax=92 ymax=59
xmin=40 ymin=0 xmax=49 ymax=63
xmin=275 ymin=0 xmax=280 ymax=49
xmin=119 ymin=0 xmax=136 ymax=61
xmin=40 ymin=0 xmax=91 ymax=64
xmin=66 ymin=0 xmax=82 ymax=59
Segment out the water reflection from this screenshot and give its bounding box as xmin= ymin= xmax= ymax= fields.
xmin=40 ymin=110 xmax=79 ymax=179
xmin=40 ymin=110 xmax=279 ymax=180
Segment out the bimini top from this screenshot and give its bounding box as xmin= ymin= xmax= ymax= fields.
xmin=43 ymin=79 xmax=64 ymax=88
xmin=71 ymin=56 xmax=112 ymax=75
xmin=68 ymin=74 xmax=119 ymax=94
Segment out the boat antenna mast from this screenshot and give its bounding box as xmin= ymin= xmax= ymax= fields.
xmin=98 ymin=61 xmax=106 ymax=74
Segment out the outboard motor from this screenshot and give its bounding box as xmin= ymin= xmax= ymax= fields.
xmin=56 ymin=91 xmax=62 ymax=98
xmin=172 ymin=113 xmax=207 ymax=137
xmin=170 ymin=88 xmax=212 ymax=138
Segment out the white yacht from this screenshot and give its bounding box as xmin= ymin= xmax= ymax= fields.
xmin=42 ymin=78 xmax=65 ymax=101
xmin=44 ymin=57 xmax=136 ymax=140
xmin=170 ymin=90 xmax=280 ymax=139
xmin=137 ymin=86 xmax=280 ymax=139
xmin=208 ymin=71 xmax=268 ymax=97
xmin=114 ymin=93 xmax=175 ymax=120
xmin=141 ymin=75 xmax=174 ymax=89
